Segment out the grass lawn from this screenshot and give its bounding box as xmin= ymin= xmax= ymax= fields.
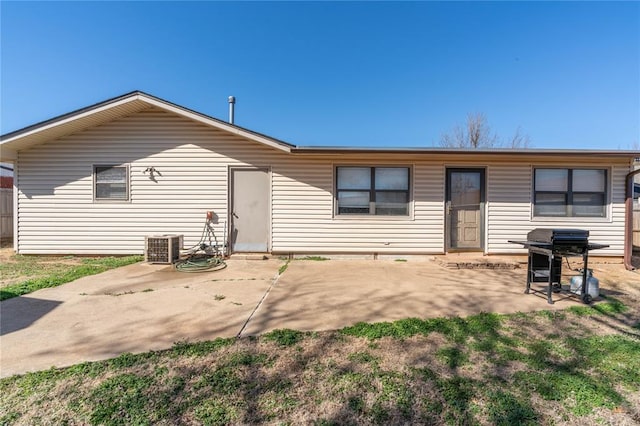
xmin=0 ymin=252 xmax=143 ymax=301
xmin=1 ymin=298 xmax=638 ymax=425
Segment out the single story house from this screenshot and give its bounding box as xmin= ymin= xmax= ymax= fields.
xmin=1 ymin=91 xmax=638 ymax=265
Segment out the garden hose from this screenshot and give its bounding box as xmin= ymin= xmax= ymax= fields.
xmin=183 ymin=221 xmax=220 ymax=255
xmin=175 ymin=254 xmax=227 ymax=273
xmin=175 ymin=214 xmax=227 ymax=273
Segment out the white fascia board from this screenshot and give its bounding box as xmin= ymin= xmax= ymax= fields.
xmin=0 ymin=96 xmax=144 ymax=146
xmin=139 ymin=95 xmax=292 ymax=153
xmin=1 ymin=93 xmax=292 ymax=154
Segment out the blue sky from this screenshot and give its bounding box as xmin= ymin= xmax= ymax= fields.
xmin=1 ymin=1 xmax=638 ymax=149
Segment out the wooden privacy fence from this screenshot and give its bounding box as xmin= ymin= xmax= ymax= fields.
xmin=634 ymin=208 xmax=640 ymax=250
xmin=1 ymin=188 xmax=12 ymax=240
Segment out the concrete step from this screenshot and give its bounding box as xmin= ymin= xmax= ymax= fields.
xmin=229 ymin=253 xmax=273 ymax=260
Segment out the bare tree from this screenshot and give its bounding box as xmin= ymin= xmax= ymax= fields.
xmin=439 ymin=113 xmax=530 ymax=149
xmin=440 ymin=113 xmax=496 ymax=148
xmin=617 ymin=141 xmax=640 ymax=150
xmin=508 ymin=126 xmax=531 ymax=148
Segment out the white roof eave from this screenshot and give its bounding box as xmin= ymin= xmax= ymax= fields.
xmin=0 ymin=92 xmax=293 ymax=154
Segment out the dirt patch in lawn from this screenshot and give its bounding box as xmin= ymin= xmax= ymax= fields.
xmin=0 ymin=247 xmax=143 ymax=300
xmin=589 ymin=263 xmax=640 ymax=328
xmin=0 ymin=248 xmax=90 ymax=289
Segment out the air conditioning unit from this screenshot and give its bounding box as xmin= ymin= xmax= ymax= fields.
xmin=145 ymin=234 xmax=182 ymax=264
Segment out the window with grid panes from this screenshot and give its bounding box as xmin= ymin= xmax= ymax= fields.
xmin=336 ymin=167 xmax=410 ymax=216
xmin=533 ymin=168 xmax=606 ymax=217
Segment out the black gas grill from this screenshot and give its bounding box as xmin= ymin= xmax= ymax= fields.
xmin=527 ymin=228 xmax=589 ymax=249
xmin=510 ymin=229 xmax=608 ymax=304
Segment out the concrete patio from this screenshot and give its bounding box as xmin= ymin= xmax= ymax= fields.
xmin=243 ymin=257 xmax=567 ymax=335
xmin=2 ymin=256 xmax=633 ymax=377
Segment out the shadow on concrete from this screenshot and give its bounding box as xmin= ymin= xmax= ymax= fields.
xmin=242 ymin=259 xmax=640 ymax=344
xmin=1 ymin=296 xmax=62 ymax=336
xmin=242 ymin=263 xmax=546 ymax=336
xmin=0 ymin=259 xmax=283 ymax=377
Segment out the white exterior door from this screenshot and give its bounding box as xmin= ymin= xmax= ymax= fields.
xmin=230 ymin=168 xmax=270 ymax=252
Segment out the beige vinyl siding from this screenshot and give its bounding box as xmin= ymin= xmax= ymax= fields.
xmin=16 ymin=108 xmax=283 ymax=254
xmin=486 ymin=164 xmax=627 ymax=256
xmin=15 ymin=106 xmax=630 ymax=256
xmin=16 ymin=108 xmax=447 ymax=254
xmin=271 ymin=162 xmax=444 ymax=253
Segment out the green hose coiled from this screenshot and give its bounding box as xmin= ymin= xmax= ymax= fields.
xmin=175 ymin=254 xmax=227 ymax=273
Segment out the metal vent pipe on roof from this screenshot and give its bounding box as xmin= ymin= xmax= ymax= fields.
xmin=228 ymin=96 xmax=236 ymax=124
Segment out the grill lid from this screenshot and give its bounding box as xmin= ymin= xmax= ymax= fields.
xmin=527 ymin=228 xmax=589 ymax=244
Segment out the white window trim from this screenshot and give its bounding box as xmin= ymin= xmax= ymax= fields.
xmin=530 ymin=166 xmax=612 ymax=222
xmin=332 ymin=164 xmax=414 ymax=220
xmin=93 ymin=164 xmax=131 ymax=203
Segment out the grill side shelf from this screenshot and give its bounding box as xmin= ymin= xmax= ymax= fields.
xmin=509 ymin=238 xmax=609 ymax=305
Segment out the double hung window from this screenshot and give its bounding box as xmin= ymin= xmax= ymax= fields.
xmin=336 ymin=167 xmax=410 ymax=216
xmin=94 ymin=165 xmax=129 ymax=201
xmin=533 ymin=168 xmax=607 ymax=217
